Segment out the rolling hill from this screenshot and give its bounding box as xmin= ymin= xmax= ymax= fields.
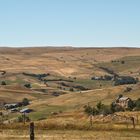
xmin=0 ymin=47 xmax=140 ymax=121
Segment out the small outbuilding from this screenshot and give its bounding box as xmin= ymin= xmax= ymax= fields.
xmin=4 ymin=103 xmax=18 ymax=109
xmin=20 ymin=108 xmax=32 ymax=113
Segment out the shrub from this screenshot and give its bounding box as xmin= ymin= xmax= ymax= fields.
xmin=84 ymin=105 xmax=97 ymax=115
xmin=84 ymin=105 xmax=93 ymax=115
xmin=96 ymin=102 xmax=113 ymax=115
xmin=84 ymin=102 xmax=112 ymax=116
xmin=114 ymin=76 xmax=138 ymax=86
xmin=100 ymin=107 xmax=113 ymax=116
xmin=73 ymin=77 xmax=77 ymax=80
xmin=96 ymin=101 xmax=104 ymax=111
xmin=24 ymin=83 xmax=31 ymax=88
xmin=1 ymin=81 xmax=6 ymax=85
xmin=104 ymin=75 xmax=113 ymax=80
xmin=121 ymin=60 xmax=125 ymax=64
xmin=110 ymin=102 xmax=115 ymax=113
xmin=118 ymin=94 xmax=123 ymax=99
xmin=69 ymin=88 xmax=74 ymax=92
xmin=17 ymin=115 xmax=30 ymax=123
xmin=114 ymin=105 xmax=124 ymax=112
xmin=124 ymin=87 xmax=132 ymax=92
xmin=22 ymin=98 xmax=29 ymax=106
xmin=134 ymin=98 xmax=140 ymax=110
xmin=73 ymin=85 xmax=89 ymax=91
xmin=127 ymin=100 xmax=135 ymax=110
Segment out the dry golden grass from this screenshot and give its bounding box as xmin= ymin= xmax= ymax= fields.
xmin=0 ymin=47 xmax=139 ymax=103
xmin=0 ymin=47 xmax=140 ymax=77
xmin=1 ymin=129 xmax=140 ymax=140
xmin=29 ymin=84 xmax=140 ymax=110
xmin=0 ymin=86 xmax=37 ymax=102
xmin=0 ymin=47 xmax=140 ymax=140
xmin=1 ymin=123 xmax=140 ymax=140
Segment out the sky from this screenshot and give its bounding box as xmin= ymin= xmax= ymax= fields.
xmin=0 ymin=0 xmax=140 ymax=47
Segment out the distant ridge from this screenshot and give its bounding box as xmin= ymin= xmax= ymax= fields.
xmin=0 ymin=46 xmax=140 ymax=49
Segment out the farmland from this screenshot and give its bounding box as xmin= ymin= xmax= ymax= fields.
xmin=0 ymin=47 xmax=140 ymax=139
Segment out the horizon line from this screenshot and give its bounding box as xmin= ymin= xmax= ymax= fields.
xmin=0 ymin=45 xmax=140 ymax=49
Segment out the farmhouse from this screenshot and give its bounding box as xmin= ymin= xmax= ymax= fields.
xmin=91 ymin=75 xmax=113 ymax=81
xmin=115 ymin=96 xmax=133 ymax=109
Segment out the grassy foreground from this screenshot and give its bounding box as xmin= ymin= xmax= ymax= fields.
xmin=0 ymin=129 xmax=140 ymax=140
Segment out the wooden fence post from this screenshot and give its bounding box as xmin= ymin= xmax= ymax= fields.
xmin=89 ymin=115 xmax=93 ymax=126
xmin=30 ymin=122 xmax=35 ymax=140
xmin=130 ymin=117 xmax=135 ymax=129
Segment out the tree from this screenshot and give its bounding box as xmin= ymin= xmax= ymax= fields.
xmin=84 ymin=105 xmax=93 ymax=115
xmin=118 ymin=94 xmax=123 ymax=98
xmin=114 ymin=105 xmax=124 ymax=112
xmin=127 ymin=100 xmax=134 ymax=110
xmin=110 ymin=102 xmax=116 ymax=113
xmin=114 ymin=76 xmax=138 ymax=86
xmin=135 ymin=98 xmax=140 ymax=110
xmin=121 ymin=60 xmax=125 ymax=64
xmin=101 ymin=107 xmax=113 ymax=116
xmin=22 ymin=98 xmax=29 ymax=106
xmin=24 ymin=83 xmax=31 ymax=88
xmin=73 ymin=77 xmax=77 ymax=80
xmin=1 ymin=81 xmax=6 ymax=85
xmin=96 ymin=101 xmax=104 ymax=111
xmin=17 ymin=115 xmax=30 ymax=123
xmin=124 ymin=87 xmax=132 ymax=92
xmin=69 ymin=88 xmax=74 ymax=92
xmin=84 ymin=105 xmax=97 ymax=116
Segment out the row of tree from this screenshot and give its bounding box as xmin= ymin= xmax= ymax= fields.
xmin=84 ymin=98 xmax=140 ymax=116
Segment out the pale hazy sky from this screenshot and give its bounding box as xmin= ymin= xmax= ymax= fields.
xmin=0 ymin=0 xmax=140 ymax=47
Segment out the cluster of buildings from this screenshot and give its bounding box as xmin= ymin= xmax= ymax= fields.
xmin=4 ymin=102 xmax=32 ymax=113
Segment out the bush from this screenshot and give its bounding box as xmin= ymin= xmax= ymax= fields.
xmin=17 ymin=115 xmax=30 ymax=123
xmin=127 ymin=100 xmax=135 ymax=110
xmin=24 ymin=83 xmax=31 ymax=88
xmin=84 ymin=105 xmax=97 ymax=115
xmin=73 ymin=85 xmax=89 ymax=91
xmin=22 ymin=98 xmax=29 ymax=106
xmin=134 ymin=98 xmax=140 ymax=110
xmin=114 ymin=105 xmax=124 ymax=112
xmin=110 ymin=102 xmax=116 ymax=113
xmin=110 ymin=101 xmax=124 ymax=113
xmin=121 ymin=60 xmax=125 ymax=64
xmin=96 ymin=101 xmax=104 ymax=111
xmin=114 ymin=76 xmax=138 ymax=86
xmin=73 ymin=77 xmax=77 ymax=80
xmin=52 ymin=92 xmax=60 ymax=96
xmin=104 ymin=75 xmax=113 ymax=80
xmin=124 ymin=87 xmax=132 ymax=92
xmin=1 ymin=81 xmax=6 ymax=85
xmin=96 ymin=102 xmax=113 ymax=115
xmin=69 ymin=88 xmax=74 ymax=92
xmin=84 ymin=105 xmax=92 ymax=115
xmin=100 ymin=107 xmax=113 ymax=116
xmin=84 ymin=102 xmax=112 ymax=116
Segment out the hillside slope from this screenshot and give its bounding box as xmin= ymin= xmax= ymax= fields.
xmin=0 ymin=47 xmax=140 ymax=121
